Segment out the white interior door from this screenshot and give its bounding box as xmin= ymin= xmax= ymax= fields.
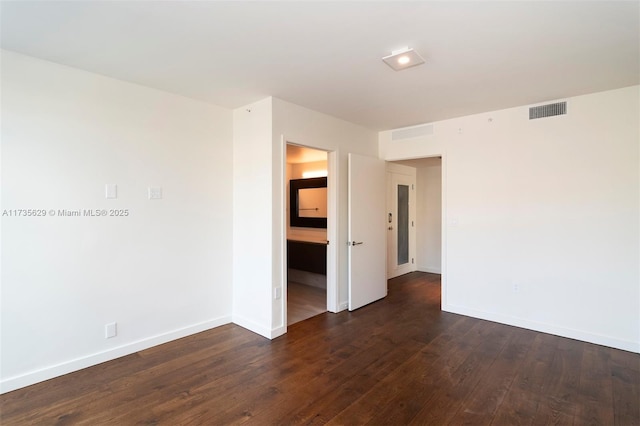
xmin=348 ymin=153 xmax=387 ymax=311
xmin=387 ymin=172 xmax=416 ymax=279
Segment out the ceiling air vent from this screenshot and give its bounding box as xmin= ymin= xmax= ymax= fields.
xmin=392 ymin=123 xmax=434 ymax=141
xmin=529 ymin=101 xmax=567 ymax=120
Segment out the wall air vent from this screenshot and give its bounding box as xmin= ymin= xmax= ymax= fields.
xmin=391 ymin=123 xmax=434 ymax=141
xmin=529 ymin=101 xmax=567 ymax=120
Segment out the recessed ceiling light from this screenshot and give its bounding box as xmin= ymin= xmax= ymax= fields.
xmin=382 ymin=47 xmax=425 ymax=71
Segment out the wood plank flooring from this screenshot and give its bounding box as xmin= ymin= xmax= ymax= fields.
xmin=287 ymin=281 xmax=327 ymax=325
xmin=1 ymin=272 xmax=638 ymax=425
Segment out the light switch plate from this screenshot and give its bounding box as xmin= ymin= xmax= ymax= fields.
xmin=105 ymin=184 xmax=117 ymax=199
xmin=148 ymin=187 xmax=162 ymax=200
xmin=105 ymin=322 xmax=117 ymax=339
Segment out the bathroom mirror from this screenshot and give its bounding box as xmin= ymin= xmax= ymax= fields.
xmin=290 ymin=177 xmax=327 ymax=228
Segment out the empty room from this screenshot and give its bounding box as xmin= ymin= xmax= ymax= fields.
xmin=1 ymin=1 xmax=638 ymax=424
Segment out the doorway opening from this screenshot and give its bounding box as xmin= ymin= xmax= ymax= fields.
xmin=388 ymin=157 xmax=443 ymax=280
xmin=285 ymin=144 xmax=330 ymax=325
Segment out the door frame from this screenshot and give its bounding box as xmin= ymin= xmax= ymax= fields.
xmin=280 ymin=137 xmax=339 ymax=331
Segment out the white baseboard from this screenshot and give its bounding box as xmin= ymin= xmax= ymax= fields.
xmin=231 ymin=314 xmax=285 ymax=340
xmin=443 ymin=304 xmax=639 ymax=353
xmin=270 ymin=325 xmax=286 ymax=339
xmin=0 ymin=316 xmax=232 ymax=394
xmin=231 ymin=314 xmax=272 ymax=339
xmin=418 ymin=265 xmax=441 ymax=274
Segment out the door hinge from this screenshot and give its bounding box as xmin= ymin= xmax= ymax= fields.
xmin=411 ymin=220 xmax=414 ymax=227
xmin=412 ymin=184 xmax=414 ymax=190
xmin=412 ymin=258 xmax=414 ymax=264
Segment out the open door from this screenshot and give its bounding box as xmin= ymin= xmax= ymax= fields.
xmin=348 ymin=153 xmax=386 ymax=311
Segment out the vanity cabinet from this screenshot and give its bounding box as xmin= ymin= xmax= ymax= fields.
xmin=287 ymin=239 xmax=327 ymax=275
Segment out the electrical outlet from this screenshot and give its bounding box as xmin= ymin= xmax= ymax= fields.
xmin=512 ymin=283 xmax=519 ymax=293
xmin=105 ymin=322 xmax=117 ymax=339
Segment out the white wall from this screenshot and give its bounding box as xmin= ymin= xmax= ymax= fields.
xmin=273 ymin=98 xmax=379 ymax=326
xmin=380 ymin=86 xmax=640 ymax=352
xmin=232 ymin=98 xmax=377 ymax=338
xmin=416 ymin=163 xmax=442 ymax=273
xmin=0 ymin=50 xmax=234 ymax=392
xmin=290 ymin=160 xmax=328 ymax=180
xmin=232 ymin=98 xmax=275 ymax=337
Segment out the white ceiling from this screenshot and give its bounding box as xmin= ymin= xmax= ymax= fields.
xmin=1 ymin=1 xmax=638 ymax=131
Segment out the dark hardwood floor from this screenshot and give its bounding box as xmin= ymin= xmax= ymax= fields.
xmin=1 ymin=272 xmax=638 ymax=425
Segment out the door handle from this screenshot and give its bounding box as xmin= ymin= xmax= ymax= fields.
xmin=349 ymin=241 xmax=364 ymax=246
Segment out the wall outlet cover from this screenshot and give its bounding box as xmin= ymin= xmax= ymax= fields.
xmin=105 ymin=322 xmax=117 ymax=338
xmin=105 ymin=184 xmax=117 ymax=199
xmin=148 ymin=187 xmax=163 ymax=200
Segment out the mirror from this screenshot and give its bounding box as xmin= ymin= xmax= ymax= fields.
xmin=290 ymin=177 xmax=327 ymax=228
